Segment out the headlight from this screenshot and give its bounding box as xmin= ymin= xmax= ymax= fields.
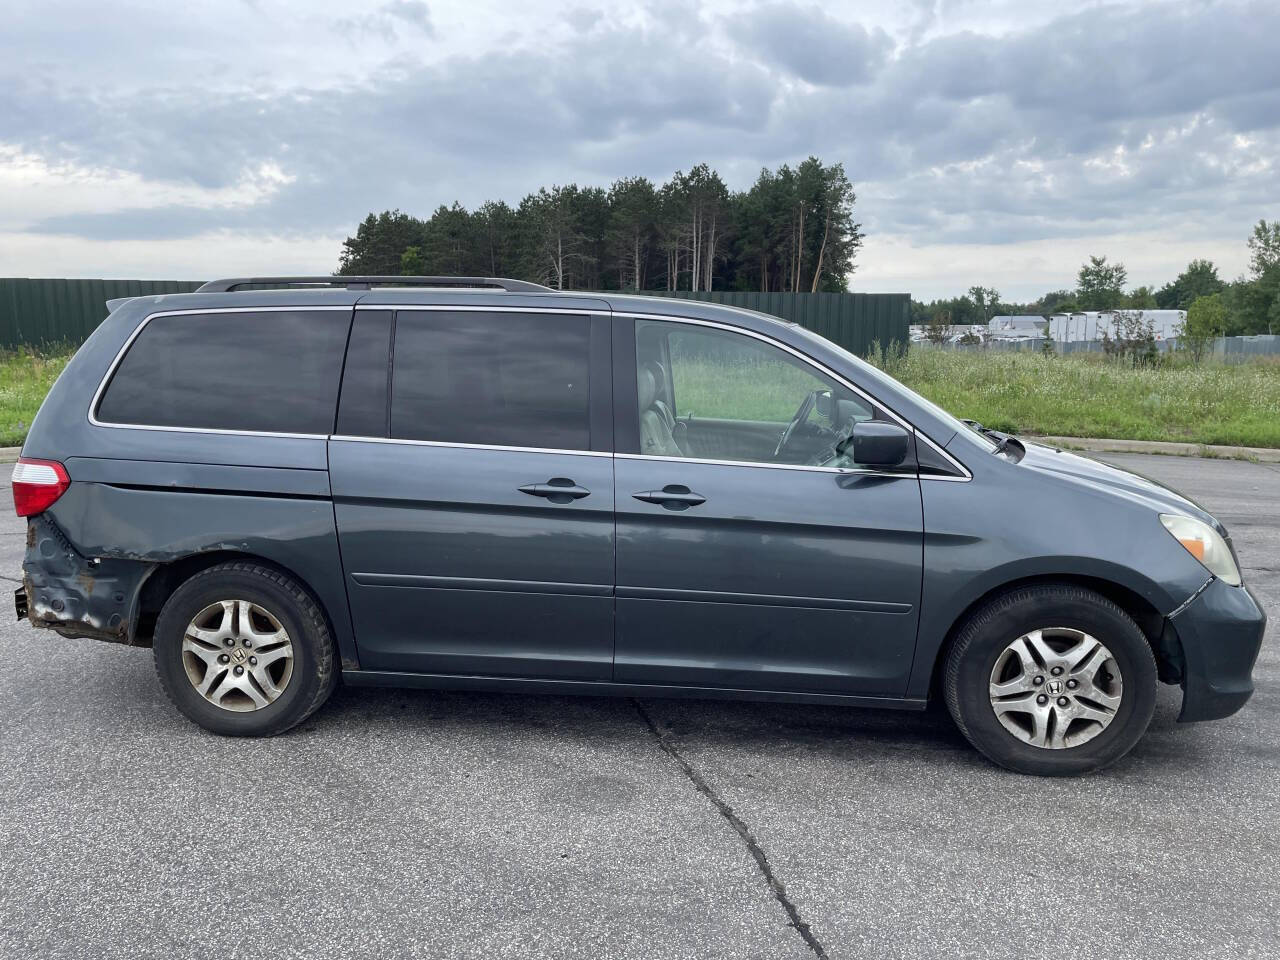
xmin=1159 ymin=514 xmax=1241 ymax=586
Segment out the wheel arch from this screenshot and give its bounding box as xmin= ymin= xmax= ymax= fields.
xmin=134 ymin=550 xmax=340 ymax=652
xmin=921 ymin=573 xmax=1169 ymax=703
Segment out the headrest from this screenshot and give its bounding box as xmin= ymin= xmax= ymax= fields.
xmin=643 ymin=360 xmax=667 ymax=400
xmin=637 ymin=365 xmax=657 ymax=410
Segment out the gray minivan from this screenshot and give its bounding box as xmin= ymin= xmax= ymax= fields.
xmin=14 ymin=276 xmax=1266 ymax=775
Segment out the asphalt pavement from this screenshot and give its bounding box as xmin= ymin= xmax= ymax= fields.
xmin=0 ymin=453 xmax=1276 ymax=959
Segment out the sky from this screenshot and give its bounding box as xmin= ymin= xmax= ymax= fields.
xmin=2 ymin=0 xmax=1277 ymax=300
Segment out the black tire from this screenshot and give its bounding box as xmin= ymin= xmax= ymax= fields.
xmin=943 ymin=584 xmax=1157 ymax=776
xmin=153 ymin=562 xmax=336 ymax=736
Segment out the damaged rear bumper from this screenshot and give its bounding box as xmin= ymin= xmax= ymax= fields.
xmin=17 ymin=513 xmax=155 ymax=645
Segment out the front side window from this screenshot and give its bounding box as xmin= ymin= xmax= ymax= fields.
xmin=96 ymin=310 xmax=350 ymax=434
xmin=635 ymin=320 xmax=876 ymax=467
xmin=391 ymin=311 xmax=591 ymax=450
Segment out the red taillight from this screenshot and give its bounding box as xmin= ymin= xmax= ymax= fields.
xmin=12 ymin=457 xmax=70 ymax=517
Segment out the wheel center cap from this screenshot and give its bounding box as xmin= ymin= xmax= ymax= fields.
xmin=1045 ymin=678 xmax=1064 ymax=696
xmin=231 ymin=647 xmax=248 ymax=666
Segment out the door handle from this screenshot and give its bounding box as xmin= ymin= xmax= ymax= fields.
xmin=632 ymin=485 xmax=706 ymax=510
xmin=519 ymin=478 xmax=591 ymax=504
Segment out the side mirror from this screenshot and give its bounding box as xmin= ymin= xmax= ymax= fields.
xmin=850 ymin=421 xmax=911 ymax=467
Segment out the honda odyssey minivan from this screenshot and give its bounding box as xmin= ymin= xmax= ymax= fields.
xmin=14 ymin=276 xmax=1266 ymax=775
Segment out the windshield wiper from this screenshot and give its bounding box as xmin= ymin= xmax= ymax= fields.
xmin=961 ymin=418 xmax=1017 ymax=455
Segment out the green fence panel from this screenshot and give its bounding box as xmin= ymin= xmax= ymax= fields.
xmin=639 ymin=291 xmax=908 ymax=356
xmin=0 ymin=280 xmax=909 ymax=358
xmin=0 ymin=278 xmax=201 ymax=351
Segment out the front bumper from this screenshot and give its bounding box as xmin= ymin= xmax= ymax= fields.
xmin=1170 ymin=577 xmax=1267 ymax=722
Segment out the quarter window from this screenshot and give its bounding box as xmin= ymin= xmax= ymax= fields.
xmin=96 ymin=310 xmax=351 ymax=434
xmin=391 ymin=311 xmax=591 ymax=450
xmin=635 ymin=320 xmax=876 ymax=467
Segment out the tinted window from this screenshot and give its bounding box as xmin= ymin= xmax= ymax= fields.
xmin=97 ymin=310 xmax=351 ymax=434
xmin=391 ymin=311 xmax=590 ymax=450
xmin=635 ymin=319 xmax=874 ymax=467
xmin=336 ymin=310 xmax=392 ymax=437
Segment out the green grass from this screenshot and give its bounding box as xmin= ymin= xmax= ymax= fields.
xmin=869 ymin=349 xmax=1280 ymax=449
xmin=672 ymin=358 xmax=821 ymax=422
xmin=670 ymin=349 xmax=1280 ymax=448
xmin=1 ymin=344 xmax=1278 ymax=450
xmin=0 ymin=348 xmax=71 ymax=447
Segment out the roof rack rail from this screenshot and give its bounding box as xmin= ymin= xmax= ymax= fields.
xmin=194 ymin=276 xmax=553 ymax=294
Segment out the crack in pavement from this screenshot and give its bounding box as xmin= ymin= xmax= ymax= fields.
xmin=633 ymin=699 xmax=830 ymax=959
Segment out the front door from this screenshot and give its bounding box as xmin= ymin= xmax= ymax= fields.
xmin=614 ymin=316 xmax=923 ymax=696
xmin=331 ymin=307 xmax=615 ymax=680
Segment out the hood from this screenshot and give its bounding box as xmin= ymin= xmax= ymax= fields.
xmin=1016 ymin=440 xmax=1226 ymax=534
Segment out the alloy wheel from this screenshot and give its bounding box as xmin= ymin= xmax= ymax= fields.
xmin=988 ymin=627 xmax=1124 ymax=749
xmin=181 ymin=600 xmax=295 ymax=712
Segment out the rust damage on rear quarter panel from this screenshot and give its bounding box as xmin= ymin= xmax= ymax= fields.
xmin=21 ymin=513 xmax=155 ymax=645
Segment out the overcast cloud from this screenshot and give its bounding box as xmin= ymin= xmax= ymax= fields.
xmin=1 ymin=0 xmax=1277 ymax=299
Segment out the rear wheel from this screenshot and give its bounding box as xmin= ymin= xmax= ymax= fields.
xmin=944 ymin=584 xmax=1157 ymax=776
xmin=153 ymin=562 xmax=336 ymax=736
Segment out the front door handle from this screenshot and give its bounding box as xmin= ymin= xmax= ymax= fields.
xmin=632 ymin=485 xmax=707 ymax=510
xmin=519 ymin=478 xmax=591 ymax=504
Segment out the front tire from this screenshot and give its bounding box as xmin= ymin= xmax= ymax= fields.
xmin=944 ymin=584 xmax=1157 ymax=776
xmin=153 ymin=562 xmax=336 ymax=736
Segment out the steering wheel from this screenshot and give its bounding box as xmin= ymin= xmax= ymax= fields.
xmin=772 ymin=390 xmax=822 ymax=460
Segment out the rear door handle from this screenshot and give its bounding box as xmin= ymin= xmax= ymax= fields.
xmin=632 ymin=485 xmax=706 ymax=510
xmin=518 ymin=478 xmax=591 ymax=504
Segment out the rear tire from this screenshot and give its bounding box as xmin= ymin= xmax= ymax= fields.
xmin=153 ymin=562 xmax=336 ymax=736
xmin=944 ymin=584 xmax=1157 ymax=776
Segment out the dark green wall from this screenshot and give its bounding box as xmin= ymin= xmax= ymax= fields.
xmin=0 ymin=279 xmax=909 ymax=358
xmin=642 ymin=291 xmax=909 ymax=356
xmin=0 ymin=278 xmax=200 ymax=349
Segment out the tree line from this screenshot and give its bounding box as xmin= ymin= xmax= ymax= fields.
xmin=336 ymin=158 xmax=862 ymax=293
xmin=911 ymin=220 xmax=1280 ymax=339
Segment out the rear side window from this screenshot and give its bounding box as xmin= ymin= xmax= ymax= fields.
xmin=391 ymin=310 xmax=591 ymax=450
xmin=96 ymin=310 xmax=351 ymax=434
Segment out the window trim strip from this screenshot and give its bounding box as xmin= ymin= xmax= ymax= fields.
xmin=329 ymin=435 xmax=613 ymax=458
xmin=615 ymin=452 xmax=913 ymax=477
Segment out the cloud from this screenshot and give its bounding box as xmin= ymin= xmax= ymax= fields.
xmin=564 ymin=6 xmax=604 ymax=33
xmin=335 ymin=0 xmax=435 ymax=43
xmin=726 ymin=3 xmax=893 ymax=86
xmin=384 ymin=1 xmax=434 ymax=33
xmin=1 ymin=0 xmax=1278 ymax=297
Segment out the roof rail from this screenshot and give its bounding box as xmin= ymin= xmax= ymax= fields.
xmin=194 ymin=276 xmax=553 ymax=294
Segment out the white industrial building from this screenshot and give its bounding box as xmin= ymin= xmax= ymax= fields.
xmin=911 ymin=310 xmax=1190 ymax=347
xmin=988 ymin=316 xmax=1048 ymax=340
xmin=1047 ymin=310 xmax=1186 ymax=343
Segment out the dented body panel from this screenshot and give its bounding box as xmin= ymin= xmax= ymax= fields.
xmin=22 ymin=512 xmax=154 ymax=644
xmin=22 ymin=480 xmax=361 ymax=668
xmin=15 ymin=290 xmax=368 ymax=668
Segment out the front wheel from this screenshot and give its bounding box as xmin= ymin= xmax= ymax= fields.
xmin=153 ymin=562 xmax=336 ymax=736
xmin=944 ymin=584 xmax=1157 ymax=776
